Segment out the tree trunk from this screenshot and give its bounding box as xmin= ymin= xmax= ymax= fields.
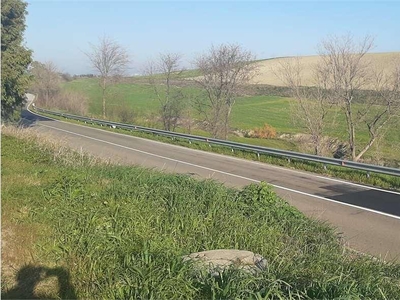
xmin=313 ymin=135 xmax=321 ymax=156
xmin=102 ymin=78 xmax=106 ymax=119
xmin=355 ymin=136 xmax=376 ymax=162
xmin=344 ymin=99 xmax=357 ymax=161
xmin=350 ymin=123 xmax=356 ymax=161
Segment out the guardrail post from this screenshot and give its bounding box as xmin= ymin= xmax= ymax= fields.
xmin=231 ymin=148 xmax=234 ymax=153
xmin=257 ymin=153 xmax=260 ymax=160
xmin=287 ymin=158 xmax=291 ymax=163
xmin=323 ymin=164 xmax=327 ymax=171
xmin=367 ymin=172 xmax=370 ymax=178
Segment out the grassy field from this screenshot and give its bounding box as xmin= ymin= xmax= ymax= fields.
xmin=64 ymin=79 xmax=161 ymax=116
xmin=63 ymin=78 xmax=400 ymax=164
xmin=2 ymin=128 xmax=400 ymax=299
xmin=233 ymin=96 xmax=400 ymax=162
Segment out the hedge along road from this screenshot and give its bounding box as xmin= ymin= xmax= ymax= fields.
xmin=22 ymin=107 xmax=400 ymax=262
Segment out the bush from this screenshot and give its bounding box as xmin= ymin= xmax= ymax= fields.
xmin=251 ymin=123 xmax=277 ymax=139
xmin=108 ymin=102 xmax=136 ymax=124
xmin=36 ymin=90 xmax=89 ymax=116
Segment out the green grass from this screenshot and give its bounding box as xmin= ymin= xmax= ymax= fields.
xmin=62 ymin=78 xmax=400 ymax=164
xmin=36 ymin=108 xmax=400 ymax=191
xmin=2 ymin=130 xmax=400 ymax=299
xmin=232 ymin=96 xmax=400 ymax=162
xmin=64 ymin=79 xmax=159 ymax=116
xmin=63 ymin=78 xmax=201 ymax=118
xmin=232 ymin=96 xmax=301 ymax=132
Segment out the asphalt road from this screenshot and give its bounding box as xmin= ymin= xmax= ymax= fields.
xmin=21 ymin=107 xmax=400 ymax=261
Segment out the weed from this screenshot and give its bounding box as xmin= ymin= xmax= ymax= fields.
xmin=35 ymin=110 xmax=400 ymax=190
xmin=2 ymin=130 xmax=400 ymax=299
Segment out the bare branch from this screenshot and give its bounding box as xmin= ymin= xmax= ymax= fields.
xmin=145 ymin=52 xmax=185 ymax=131
xmin=194 ymin=43 xmax=258 ymax=138
xmin=276 ymin=57 xmax=333 ymax=155
xmin=31 ymin=61 xmax=61 ymax=105
xmin=318 ymin=34 xmax=375 ymax=161
xmin=85 ymin=36 xmax=130 ymax=118
xmin=355 ymin=59 xmax=400 ymax=161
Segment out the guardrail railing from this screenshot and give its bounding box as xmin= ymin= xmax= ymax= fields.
xmin=32 ymin=106 xmax=400 ymax=177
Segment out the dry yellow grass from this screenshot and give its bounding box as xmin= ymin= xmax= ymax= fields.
xmin=251 ymin=52 xmax=400 ymax=87
xmin=1 ymin=126 xmax=107 ymax=167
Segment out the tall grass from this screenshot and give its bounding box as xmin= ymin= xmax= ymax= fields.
xmin=35 ymin=90 xmax=89 ymax=116
xmin=2 ymin=128 xmax=400 ymax=299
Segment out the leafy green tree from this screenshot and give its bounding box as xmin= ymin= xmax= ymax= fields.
xmin=1 ymin=0 xmax=32 ymax=121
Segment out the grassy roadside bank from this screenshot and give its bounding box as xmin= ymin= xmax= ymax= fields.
xmin=35 ymin=110 xmax=400 ymax=191
xmin=2 ymin=127 xmax=400 ymax=299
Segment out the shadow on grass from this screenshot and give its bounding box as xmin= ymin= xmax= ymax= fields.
xmin=1 ymin=265 xmax=77 ymax=299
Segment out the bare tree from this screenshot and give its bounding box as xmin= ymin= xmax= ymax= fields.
xmin=30 ymin=61 xmax=89 ymax=114
xmin=355 ymin=62 xmax=400 ymax=161
xmin=308 ymin=34 xmax=400 ymax=162
xmin=277 ymin=57 xmax=334 ymax=155
xmin=30 ymin=61 xmax=61 ymax=105
xmin=85 ymin=36 xmax=130 ymax=118
xmin=145 ymin=52 xmax=185 ymax=131
xmin=194 ymin=43 xmax=257 ymax=139
xmin=318 ymin=34 xmax=375 ymax=161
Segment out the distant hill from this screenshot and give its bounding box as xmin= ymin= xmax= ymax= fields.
xmin=251 ymin=52 xmax=400 ymax=87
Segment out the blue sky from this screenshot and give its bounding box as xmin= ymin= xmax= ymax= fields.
xmin=25 ymin=1 xmax=400 ymax=75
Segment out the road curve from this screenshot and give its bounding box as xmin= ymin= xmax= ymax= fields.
xmin=21 ymin=108 xmax=400 ymax=261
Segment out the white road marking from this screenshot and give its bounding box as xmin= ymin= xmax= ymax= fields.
xmin=27 ymin=106 xmax=400 ymax=196
xmin=37 ymin=122 xmax=400 ymax=221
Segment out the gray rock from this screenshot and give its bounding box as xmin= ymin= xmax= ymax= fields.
xmin=183 ymin=249 xmax=267 ymax=276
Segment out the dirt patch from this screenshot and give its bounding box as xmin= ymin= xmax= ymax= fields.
xmin=1 ymin=215 xmax=76 ymax=299
xmin=1 ymin=199 xmax=68 ymax=299
xmin=2 ymin=220 xmax=37 ymax=291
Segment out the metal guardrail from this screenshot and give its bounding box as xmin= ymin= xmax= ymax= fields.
xmin=33 ymin=107 xmax=400 ymax=177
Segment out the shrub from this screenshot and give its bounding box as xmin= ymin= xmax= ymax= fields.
xmin=36 ymin=90 xmax=89 ymax=115
xmin=108 ymin=102 xmax=136 ymax=124
xmin=252 ymin=123 xmax=277 ymax=139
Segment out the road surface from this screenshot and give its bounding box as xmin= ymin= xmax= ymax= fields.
xmin=21 ymin=106 xmax=400 ymax=261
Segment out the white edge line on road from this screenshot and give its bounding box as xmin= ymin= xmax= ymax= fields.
xmin=37 ymin=122 xmax=400 ymax=221
xmin=27 ymin=106 xmax=400 ymax=196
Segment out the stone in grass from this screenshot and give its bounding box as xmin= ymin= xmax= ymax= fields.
xmin=183 ymin=249 xmax=267 ymax=276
